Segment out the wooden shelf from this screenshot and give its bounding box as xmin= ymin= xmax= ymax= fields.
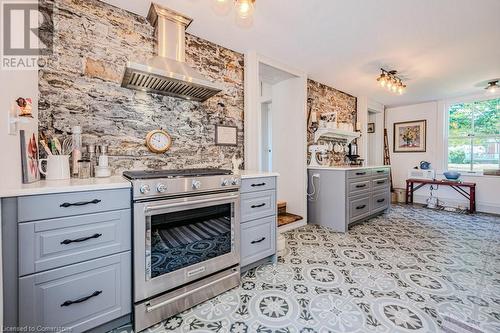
xmin=314 ymin=128 xmax=361 ymax=143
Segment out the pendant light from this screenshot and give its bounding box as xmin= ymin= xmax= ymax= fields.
xmin=212 ymin=0 xmax=232 ymax=15
xmin=235 ymin=0 xmax=255 ymax=19
xmin=485 ymin=80 xmax=499 ymax=94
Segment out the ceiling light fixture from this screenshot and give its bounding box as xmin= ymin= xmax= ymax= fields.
xmin=212 ymin=0 xmax=256 ymax=21
xmin=377 ymin=69 xmax=406 ymax=95
xmin=485 ymin=80 xmax=499 ymax=94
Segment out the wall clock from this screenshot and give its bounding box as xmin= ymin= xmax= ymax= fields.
xmin=145 ymin=129 xmax=172 ymax=153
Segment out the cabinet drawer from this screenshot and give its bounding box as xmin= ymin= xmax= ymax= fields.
xmin=372 ymin=177 xmax=389 ymax=190
xmin=19 ymin=209 xmax=131 ymax=276
xmin=19 ymin=252 xmax=131 ymax=333
xmin=349 ymin=195 xmax=370 ymax=219
xmin=241 ymin=177 xmax=276 ymax=193
xmin=18 ymin=188 xmax=131 ymax=222
xmin=347 ymin=169 xmax=371 ymax=179
xmin=348 ymin=179 xmax=371 ymax=195
xmin=241 ymin=216 xmax=276 ymax=267
xmin=241 ymin=190 xmax=276 ymax=222
xmin=372 ymin=168 xmax=390 ymax=177
xmin=372 ymin=190 xmax=390 ymax=213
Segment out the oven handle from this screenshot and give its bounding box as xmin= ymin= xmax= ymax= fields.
xmin=145 ymin=269 xmax=240 ymax=313
xmin=143 ymin=194 xmax=239 ymax=214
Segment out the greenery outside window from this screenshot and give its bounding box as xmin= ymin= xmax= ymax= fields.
xmin=447 ymin=97 xmax=499 ymax=173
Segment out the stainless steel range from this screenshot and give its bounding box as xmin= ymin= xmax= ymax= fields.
xmin=123 ymin=168 xmax=241 ymax=332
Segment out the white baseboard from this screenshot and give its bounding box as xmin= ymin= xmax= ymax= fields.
xmin=413 ymin=194 xmax=500 ymax=215
xmin=279 ymin=219 xmax=307 ymax=233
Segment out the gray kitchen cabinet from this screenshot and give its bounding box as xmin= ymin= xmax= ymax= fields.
xmin=1 ymin=188 xmax=132 ymax=332
xmin=308 ymin=167 xmax=391 ymax=233
xmin=19 ymin=252 xmax=131 ymax=333
xmin=240 ymin=176 xmax=277 ymax=271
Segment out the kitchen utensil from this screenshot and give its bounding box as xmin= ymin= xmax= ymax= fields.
xmin=38 ymin=155 xmax=70 ymax=180
xmin=62 ymin=138 xmax=73 ymax=155
xmin=443 ymin=171 xmax=461 ymax=180
xmin=39 ymin=139 xmax=52 ymax=155
xmin=334 ymin=143 xmax=342 ymax=153
xmin=52 ymin=136 xmax=62 ymax=155
xmin=344 ymin=144 xmax=349 ymax=153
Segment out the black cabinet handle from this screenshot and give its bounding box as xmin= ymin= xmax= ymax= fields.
xmin=356 ymin=204 xmax=366 ymax=210
xmin=61 ymin=233 xmax=102 ymax=245
xmin=355 ymin=172 xmax=366 ymax=176
xmin=60 ymin=290 xmax=102 ymax=307
xmin=251 ymin=203 xmax=266 ymax=208
xmin=251 ymin=183 xmax=266 ymax=187
xmin=376 ymin=180 xmax=385 ymax=184
xmin=377 ymin=198 xmax=385 ymax=203
xmin=355 ymin=184 xmax=366 ymax=188
xmin=376 ymin=170 xmax=385 ymax=173
xmin=251 ymin=237 xmax=266 ymax=244
xmin=60 ymin=199 xmax=101 ymax=208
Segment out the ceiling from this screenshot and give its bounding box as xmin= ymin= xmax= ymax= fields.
xmin=102 ymin=0 xmax=500 ymax=107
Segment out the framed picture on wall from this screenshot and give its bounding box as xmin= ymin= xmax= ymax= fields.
xmin=393 ymin=120 xmax=427 ymax=152
xmin=215 ymin=125 xmax=238 ymax=146
xmin=367 ymin=122 xmax=375 ymax=133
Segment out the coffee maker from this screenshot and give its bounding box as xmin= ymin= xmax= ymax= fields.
xmin=346 ymin=142 xmax=363 ymax=166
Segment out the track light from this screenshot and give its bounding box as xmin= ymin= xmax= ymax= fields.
xmin=485 ymin=80 xmax=499 ymax=94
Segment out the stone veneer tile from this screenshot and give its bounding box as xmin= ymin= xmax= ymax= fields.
xmin=39 ymin=0 xmax=244 ymax=174
xmin=307 ymin=79 xmax=357 ymax=166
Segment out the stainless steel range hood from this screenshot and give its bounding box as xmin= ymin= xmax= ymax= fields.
xmin=121 ymin=3 xmax=222 ymax=102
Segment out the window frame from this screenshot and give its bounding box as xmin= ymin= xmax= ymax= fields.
xmin=444 ymin=93 xmax=500 ymax=174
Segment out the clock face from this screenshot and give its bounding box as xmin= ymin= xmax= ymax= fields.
xmin=146 ymin=130 xmax=172 ymax=153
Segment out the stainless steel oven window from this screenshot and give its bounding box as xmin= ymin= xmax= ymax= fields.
xmin=144 ymin=199 xmax=236 ymax=280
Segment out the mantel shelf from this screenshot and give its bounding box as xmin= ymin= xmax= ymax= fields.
xmin=314 ymin=128 xmax=361 ymax=143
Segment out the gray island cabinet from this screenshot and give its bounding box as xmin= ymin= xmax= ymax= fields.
xmin=307 ymin=166 xmax=391 ymax=232
xmin=1 ymin=179 xmax=132 ymax=333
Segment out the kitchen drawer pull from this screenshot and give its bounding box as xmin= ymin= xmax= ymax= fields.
xmin=355 ymin=172 xmax=366 ymax=176
xmin=251 ymin=237 xmax=266 ymax=244
xmin=60 ymin=290 xmax=102 ymax=307
xmin=251 ymin=183 xmax=266 ymax=187
xmin=377 ymin=198 xmax=386 ymax=203
xmin=60 ymin=199 xmax=101 ymax=208
xmin=355 ymin=184 xmax=367 ymax=188
xmin=60 ymin=233 xmax=102 ymax=245
xmin=376 ymin=180 xmax=385 ymax=184
xmin=376 ymin=170 xmax=385 ymax=173
xmin=356 ymin=204 xmax=367 ymax=210
xmin=251 ymin=203 xmax=266 ymax=208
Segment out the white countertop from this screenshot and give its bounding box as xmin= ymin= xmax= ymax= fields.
xmin=0 ymin=176 xmax=131 ymax=198
xmin=307 ymin=165 xmax=391 ymax=171
xmin=236 ymin=170 xmax=280 ymax=179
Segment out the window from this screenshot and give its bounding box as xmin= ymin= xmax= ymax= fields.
xmin=447 ymin=97 xmax=499 ymax=172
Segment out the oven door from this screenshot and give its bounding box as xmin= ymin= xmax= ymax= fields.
xmin=134 ymin=191 xmax=240 ymax=302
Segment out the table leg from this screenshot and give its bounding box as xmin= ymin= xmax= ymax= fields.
xmin=410 ymin=182 xmax=414 ymax=203
xmin=470 ymin=186 xmax=476 ymax=213
xmin=405 ymin=180 xmax=409 ymax=204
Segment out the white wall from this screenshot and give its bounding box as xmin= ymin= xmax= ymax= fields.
xmin=386 ymin=100 xmax=500 ymax=214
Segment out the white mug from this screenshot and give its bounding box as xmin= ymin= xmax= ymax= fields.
xmin=38 ymin=155 xmax=71 ymax=180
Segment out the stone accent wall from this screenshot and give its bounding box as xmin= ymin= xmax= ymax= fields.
xmin=307 ymin=79 xmax=357 ymax=166
xmin=39 ymin=0 xmax=244 ymax=174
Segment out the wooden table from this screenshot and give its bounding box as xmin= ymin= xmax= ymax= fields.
xmin=405 ymin=178 xmax=476 ymax=213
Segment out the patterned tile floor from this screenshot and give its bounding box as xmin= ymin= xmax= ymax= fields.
xmin=118 ymin=205 xmax=500 ymax=333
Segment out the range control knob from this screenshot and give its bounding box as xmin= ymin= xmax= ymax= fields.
xmin=221 ymin=179 xmax=230 ymax=186
xmin=192 ymin=180 xmax=202 ymax=190
xmin=156 ymin=183 xmax=167 ymax=193
xmin=139 ymin=184 xmax=151 ymax=194
xmin=231 ymin=178 xmax=240 ymax=186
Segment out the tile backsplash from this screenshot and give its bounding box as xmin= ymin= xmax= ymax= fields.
xmin=39 ymin=0 xmax=244 ymax=174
